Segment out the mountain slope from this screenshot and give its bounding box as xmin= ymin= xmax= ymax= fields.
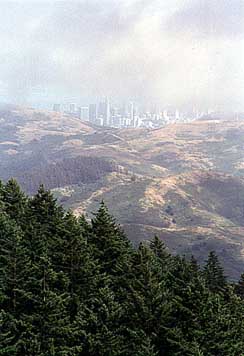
xmin=53 ymin=170 xmax=244 ymax=279
xmin=2 ymin=107 xmax=244 ymax=278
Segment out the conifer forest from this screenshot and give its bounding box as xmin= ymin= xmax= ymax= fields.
xmin=1 ymin=179 xmax=244 ymax=356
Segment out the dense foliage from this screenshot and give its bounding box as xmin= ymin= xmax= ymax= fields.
xmin=19 ymin=156 xmax=117 ymax=194
xmin=1 ymin=179 xmax=244 ymax=355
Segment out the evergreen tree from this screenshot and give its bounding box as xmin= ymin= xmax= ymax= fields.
xmin=150 ymin=235 xmax=169 ymax=261
xmin=189 ymin=255 xmax=200 ymax=274
xmin=78 ymin=213 xmax=92 ymax=237
xmin=28 ymin=184 xmax=64 ymax=226
xmin=0 ymin=310 xmax=17 ymax=356
xmin=16 ymin=187 xmax=72 ymax=355
xmin=0 ymin=212 xmax=30 ymax=354
xmin=0 ymin=212 xmax=28 ymax=315
xmin=90 ymin=201 xmax=132 ymax=279
xmin=75 ymin=285 xmax=124 ymax=356
xmin=123 ymin=243 xmax=174 ymax=355
xmin=150 ymin=236 xmax=172 ymax=281
xmin=203 ymin=251 xmax=227 ymax=293
xmin=55 ymin=212 xmax=96 ymax=320
xmin=235 ymin=273 xmax=244 ymax=298
xmin=122 ymin=331 xmax=159 ymax=356
xmin=16 ymin=230 xmax=72 ymax=356
xmin=193 ymin=291 xmax=244 ymax=355
xmin=1 ymin=179 xmax=27 ymax=225
xmin=161 ymin=256 xmax=208 ymax=356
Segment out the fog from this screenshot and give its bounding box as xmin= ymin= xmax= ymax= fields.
xmin=0 ymin=0 xmax=244 ymax=110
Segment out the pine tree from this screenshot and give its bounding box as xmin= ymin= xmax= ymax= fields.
xmin=16 ymin=233 xmax=71 ymax=356
xmin=0 ymin=212 xmax=28 ymax=315
xmin=203 ymin=251 xmax=227 ymax=293
xmin=55 ymin=212 xmax=96 ymax=320
xmin=0 ymin=212 xmax=31 ymax=354
xmin=123 ymin=331 xmax=159 ymax=356
xmin=193 ymin=291 xmax=244 ymax=356
xmin=150 ymin=236 xmax=171 ymax=279
xmin=150 ymin=236 xmax=169 ymax=261
xmin=152 ymin=252 xmax=223 ymax=356
xmin=123 ymin=243 xmax=174 ymax=355
xmin=1 ymin=179 xmax=27 ymax=226
xmin=190 ymin=255 xmax=200 ymax=273
xmin=78 ymin=213 xmax=92 ymax=236
xmin=0 ymin=310 xmax=17 ymax=356
xmin=16 ymin=186 xmax=72 ymax=355
xmin=75 ymin=285 xmax=124 ymax=356
xmin=235 ymin=273 xmax=244 ymax=298
xmin=28 ymin=184 xmax=64 ymax=226
xmin=0 ymin=179 xmax=5 ymax=203
xmin=90 ymin=201 xmax=132 ymax=278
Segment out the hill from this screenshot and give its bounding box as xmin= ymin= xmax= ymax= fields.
xmin=1 ymin=106 xmax=244 ymax=278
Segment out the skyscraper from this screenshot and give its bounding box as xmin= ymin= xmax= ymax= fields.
xmin=98 ymin=98 xmax=111 ymax=126
xmin=98 ymin=98 xmax=110 ymax=126
xmin=89 ymin=104 xmax=97 ymax=123
xmin=129 ymin=102 xmax=135 ymax=127
xmin=69 ymin=103 xmax=76 ymax=113
xmin=105 ymin=97 xmax=110 ymax=126
xmin=53 ymin=104 xmax=61 ymax=112
xmin=79 ymin=106 xmax=89 ymax=121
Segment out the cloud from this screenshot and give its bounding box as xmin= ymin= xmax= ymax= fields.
xmin=166 ymin=0 xmax=244 ymax=38
xmin=0 ymin=0 xmax=244 ymax=110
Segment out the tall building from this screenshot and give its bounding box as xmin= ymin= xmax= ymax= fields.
xmin=175 ymin=109 xmax=180 ymax=120
xmin=69 ymin=103 xmax=76 ymax=113
xmin=105 ymin=98 xmax=111 ymax=126
xmin=105 ymin=98 xmax=110 ymax=126
xmin=79 ymin=106 xmax=89 ymax=121
xmin=89 ymin=104 xmax=97 ymax=123
xmin=98 ymin=98 xmax=110 ymax=126
xmin=121 ymin=103 xmax=129 ymax=117
xmin=129 ymin=102 xmax=135 ymax=127
xmin=53 ymin=104 xmax=61 ymax=112
xmin=98 ymin=101 xmax=106 ymax=118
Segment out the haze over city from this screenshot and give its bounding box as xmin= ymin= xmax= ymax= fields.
xmin=1 ymin=0 xmax=244 ymax=111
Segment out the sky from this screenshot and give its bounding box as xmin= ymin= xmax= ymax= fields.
xmin=0 ymin=0 xmax=244 ymax=110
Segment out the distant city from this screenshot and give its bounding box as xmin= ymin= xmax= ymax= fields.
xmin=52 ymin=98 xmax=211 ymax=129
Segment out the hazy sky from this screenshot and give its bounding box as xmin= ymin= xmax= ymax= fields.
xmin=0 ymin=0 xmax=244 ymax=110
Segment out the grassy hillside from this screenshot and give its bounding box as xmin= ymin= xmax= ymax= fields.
xmin=2 ymin=107 xmax=244 ymax=278
xmin=52 ymin=171 xmax=244 ymax=279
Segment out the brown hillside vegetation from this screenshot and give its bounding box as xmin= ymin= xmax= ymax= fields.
xmin=1 ymin=107 xmax=244 ymax=278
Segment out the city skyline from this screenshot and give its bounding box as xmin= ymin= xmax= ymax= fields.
xmin=50 ymin=96 xmax=221 ymax=129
